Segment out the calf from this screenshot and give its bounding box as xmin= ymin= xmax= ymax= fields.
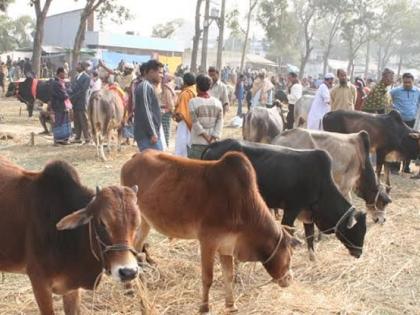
xmin=273 ymin=128 xmax=391 ymax=223
xmin=243 ymin=106 xmax=284 ymax=143
xmin=323 ymin=110 xmax=420 ymax=191
xmin=121 ymin=151 xmax=299 ymax=314
xmin=0 ymin=156 xmax=141 ymax=315
xmin=202 ymin=139 xmax=367 ymax=261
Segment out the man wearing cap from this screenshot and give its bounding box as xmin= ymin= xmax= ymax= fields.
xmin=69 ymin=61 xmax=91 ymax=144
xmin=363 ymin=68 xmax=394 ymax=114
xmin=307 ymin=73 xmax=334 ymax=130
xmin=208 ymin=66 xmax=229 ymax=114
xmin=330 ymin=69 xmax=357 ymax=111
xmin=286 ymin=71 xmax=303 ymax=129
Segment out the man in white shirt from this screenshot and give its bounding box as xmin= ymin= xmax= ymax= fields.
xmin=307 ymin=73 xmax=334 ymax=130
xmin=208 ymin=66 xmax=229 ymax=114
xmin=286 ymin=71 xmax=303 ymax=129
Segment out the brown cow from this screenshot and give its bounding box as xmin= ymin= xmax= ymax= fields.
xmin=0 ymin=156 xmax=141 ymax=315
xmin=88 ymin=88 xmax=125 ymax=161
xmin=121 ymin=150 xmax=299 ymax=314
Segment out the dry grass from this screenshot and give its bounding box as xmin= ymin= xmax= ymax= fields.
xmin=0 ymin=99 xmax=419 ymax=315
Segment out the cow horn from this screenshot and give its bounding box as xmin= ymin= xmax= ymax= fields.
xmin=347 ymin=214 xmax=357 ymax=229
xmin=96 ymin=185 xmax=101 ymax=194
xmin=408 ymin=133 xmax=420 ymax=140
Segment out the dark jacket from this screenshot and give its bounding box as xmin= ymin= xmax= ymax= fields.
xmin=134 ymin=80 xmax=161 ymax=140
xmin=69 ymin=72 xmax=90 ymax=111
xmin=50 ymin=78 xmax=69 ymax=113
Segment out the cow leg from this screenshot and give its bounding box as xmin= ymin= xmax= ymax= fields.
xmin=117 ymin=128 xmax=122 ymax=152
xmin=281 ymin=209 xmax=299 ymax=235
xmin=303 ymin=223 xmax=316 ymax=261
xmin=384 ymin=163 xmax=392 ymax=193
xmin=219 ymin=254 xmax=237 ymax=313
xmin=375 ymin=151 xmax=385 ymax=182
xmin=199 ymin=241 xmax=217 ymax=314
xmin=135 ymin=219 xmax=154 ymax=264
xmin=28 ymin=274 xmax=54 ymax=315
xmin=98 ymin=134 xmax=107 ymax=161
xmin=63 ymin=289 xmax=81 ymax=315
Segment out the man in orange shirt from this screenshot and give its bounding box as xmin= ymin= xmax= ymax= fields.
xmin=174 ymin=73 xmax=196 ymax=157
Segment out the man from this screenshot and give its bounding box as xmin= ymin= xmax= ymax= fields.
xmin=99 ymin=60 xmax=134 ymax=93
xmin=69 ymin=61 xmax=91 ymax=144
xmin=286 ymin=72 xmax=303 ymax=129
xmin=174 ymin=72 xmax=196 ymax=157
xmin=354 ymin=77 xmax=370 ymax=111
xmin=235 ymin=74 xmax=245 ymax=117
xmin=363 ymin=68 xmax=394 ymax=114
xmin=307 ymin=73 xmax=334 ymax=130
xmin=389 ymin=72 xmax=420 ymax=173
xmin=208 ymin=66 xmax=229 ymax=114
xmin=134 ymin=59 xmax=164 ymax=151
xmin=188 ymin=74 xmax=223 ymax=159
xmin=330 ymin=69 xmax=357 ymax=111
xmin=251 ymin=69 xmax=274 ymax=108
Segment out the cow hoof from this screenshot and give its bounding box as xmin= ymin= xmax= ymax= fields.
xmin=199 ymin=303 xmax=210 ymax=314
xmin=308 ymin=250 xmax=316 ymax=262
xmin=225 ymin=303 xmax=238 ymax=313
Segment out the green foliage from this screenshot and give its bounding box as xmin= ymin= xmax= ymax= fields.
xmin=0 ymin=15 xmax=34 ymax=53
xmin=94 ymin=0 xmax=133 ymax=27
xmin=151 ymin=19 xmax=184 ymax=39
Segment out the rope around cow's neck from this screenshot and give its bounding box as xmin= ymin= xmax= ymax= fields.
xmin=262 ymin=224 xmax=283 ymax=265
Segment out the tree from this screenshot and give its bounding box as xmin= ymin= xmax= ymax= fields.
xmin=190 ymin=0 xmax=203 ymax=73
xmin=71 ymin=0 xmax=131 ymax=69
xmin=340 ymin=0 xmax=377 ymax=78
xmin=216 ymin=0 xmax=226 ymax=70
xmin=30 ymin=0 xmax=53 ymax=77
xmin=152 ymin=19 xmax=183 ymax=38
xmin=0 ymin=0 xmax=14 ymax=12
xmin=200 ymin=0 xmax=210 ymax=72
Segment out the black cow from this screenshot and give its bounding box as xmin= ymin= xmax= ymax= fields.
xmin=202 ymin=139 xmax=367 ymax=261
xmin=12 ymin=77 xmax=52 ymax=117
xmin=323 ymin=110 xmax=420 ymax=192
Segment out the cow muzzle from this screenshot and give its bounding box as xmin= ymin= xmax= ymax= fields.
xmin=273 ymin=269 xmax=293 ymax=288
xmin=111 ymin=262 xmax=139 ymax=282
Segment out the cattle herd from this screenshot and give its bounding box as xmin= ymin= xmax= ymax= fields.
xmin=0 ymin=101 xmax=419 ymax=314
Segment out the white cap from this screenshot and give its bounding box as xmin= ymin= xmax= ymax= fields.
xmin=124 ymin=63 xmax=134 ymax=69
xmin=325 ymin=73 xmax=335 ymax=80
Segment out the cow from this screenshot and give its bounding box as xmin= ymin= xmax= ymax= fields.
xmin=121 ymin=150 xmax=299 ymax=314
xmin=0 ymin=156 xmax=141 ymax=315
xmin=323 ymin=110 xmax=420 ymax=192
xmin=272 ymin=129 xmax=392 ymax=224
xmin=242 ymin=106 xmax=284 ymax=143
xmin=293 ymin=94 xmax=314 ymax=128
xmin=88 ymin=89 xmax=125 ymax=161
xmin=202 ymin=139 xmax=367 ymax=262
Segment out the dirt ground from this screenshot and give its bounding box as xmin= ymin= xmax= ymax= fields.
xmin=0 ymin=98 xmax=419 ymax=315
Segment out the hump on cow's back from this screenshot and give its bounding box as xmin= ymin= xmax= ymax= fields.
xmin=216 ymin=151 xmax=256 ymax=183
xmin=37 ymin=160 xmax=82 ymax=186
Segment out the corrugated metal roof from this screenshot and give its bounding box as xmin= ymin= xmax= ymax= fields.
xmin=86 ymin=31 xmax=184 ymax=53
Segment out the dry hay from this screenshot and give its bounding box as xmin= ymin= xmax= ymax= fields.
xmin=0 ymin=99 xmax=419 ymax=314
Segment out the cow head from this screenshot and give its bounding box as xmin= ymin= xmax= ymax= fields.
xmin=364 ymin=184 xmax=392 ymax=224
xmin=261 ymin=227 xmax=300 ymax=288
xmin=335 ymin=209 xmax=367 ymax=258
xmin=57 ymin=185 xmax=141 ymax=282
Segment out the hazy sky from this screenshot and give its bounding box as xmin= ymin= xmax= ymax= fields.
xmin=7 ymin=0 xmax=263 ymax=43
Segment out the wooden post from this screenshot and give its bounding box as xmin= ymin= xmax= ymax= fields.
xmin=30 ymin=132 xmax=35 ymax=146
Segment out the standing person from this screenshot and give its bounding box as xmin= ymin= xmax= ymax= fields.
xmin=412 ymin=103 xmax=420 ymax=179
xmin=208 ymin=66 xmax=229 ymax=114
xmin=69 ymin=61 xmax=91 ymax=144
xmin=330 ymin=69 xmax=357 ymax=111
xmin=50 ymin=67 xmax=72 ymax=145
xmin=0 ymin=65 xmax=4 ymax=97
xmin=250 ymin=70 xmax=274 ymax=108
xmin=363 ymin=68 xmax=394 ymax=114
xmin=23 ymin=58 xmax=33 ymax=77
xmin=354 ymin=77 xmax=370 ymax=111
xmin=188 ymin=74 xmax=224 ymax=159
xmin=389 ymin=72 xmax=420 ymax=174
xmin=63 ymin=62 xmax=70 ymax=78
xmin=307 ymin=73 xmax=334 ymax=130
xmin=134 ymin=59 xmax=164 ymax=151
xmin=235 ymin=74 xmax=245 ymax=117
xmin=286 ymin=72 xmax=303 ymax=129
xmin=159 ymin=74 xmax=177 ymax=147
xmin=174 ymin=72 xmax=196 ymax=157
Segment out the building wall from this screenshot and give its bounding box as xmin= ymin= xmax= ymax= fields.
xmin=43 ymin=9 xmax=84 ymax=49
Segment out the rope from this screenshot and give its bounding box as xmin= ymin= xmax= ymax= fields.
xmin=262 ymin=224 xmax=283 ymax=265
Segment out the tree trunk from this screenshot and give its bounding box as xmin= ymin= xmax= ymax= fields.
xmin=216 ymin=0 xmax=226 ymax=71
xmin=72 ymin=15 xmax=88 ymax=69
xmin=190 ymin=0 xmax=203 ymax=73
xmin=32 ymin=20 xmax=43 ymax=77
xmin=397 ymin=53 xmax=403 ymax=78
xmin=200 ymin=0 xmax=210 ymax=72
xmin=240 ymin=0 xmax=257 ymax=72
xmin=364 ymin=37 xmax=370 ymax=79
xmin=377 ymin=47 xmax=382 ymax=80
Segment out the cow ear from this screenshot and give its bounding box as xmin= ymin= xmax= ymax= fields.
xmin=56 ymin=208 xmax=93 ymax=230
xmin=347 ymin=214 xmax=357 ymax=229
xmin=408 ymin=133 xmax=420 ymax=140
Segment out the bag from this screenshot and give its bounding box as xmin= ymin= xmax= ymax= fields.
xmin=53 ymin=112 xmax=71 ymax=141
